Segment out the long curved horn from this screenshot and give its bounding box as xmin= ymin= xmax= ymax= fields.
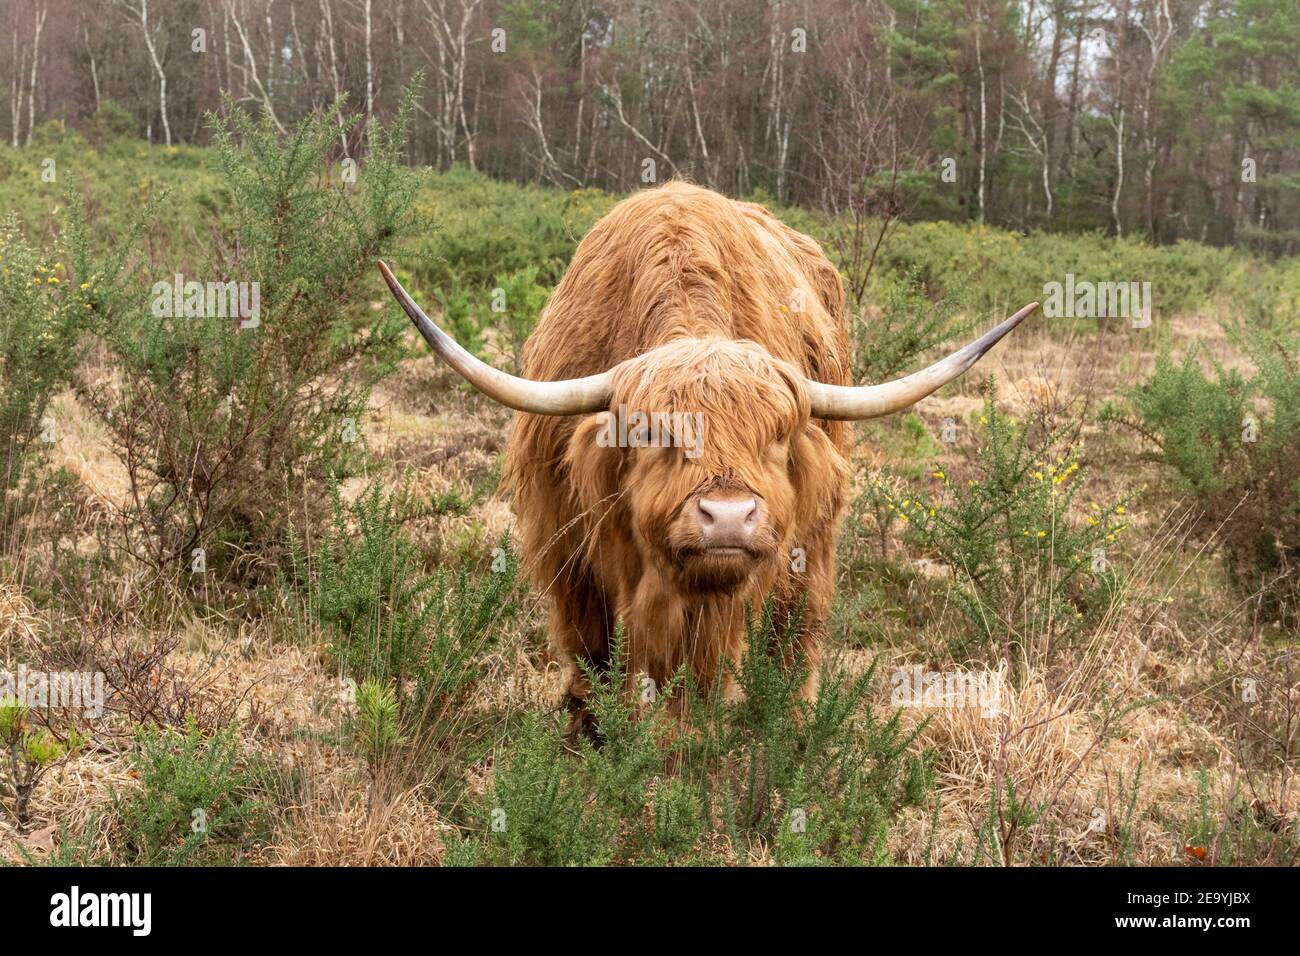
xmin=378 ymin=260 xmax=614 ymax=415
xmin=806 ymin=301 xmax=1039 ymax=421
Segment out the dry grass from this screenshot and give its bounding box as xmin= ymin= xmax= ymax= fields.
xmin=0 ymin=580 xmax=41 ymax=661
xmin=43 ymin=389 xmax=132 ymax=511
xmin=266 ymin=772 xmax=450 ymax=866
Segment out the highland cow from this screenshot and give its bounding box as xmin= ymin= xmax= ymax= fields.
xmin=378 ymin=181 xmax=1035 ymax=736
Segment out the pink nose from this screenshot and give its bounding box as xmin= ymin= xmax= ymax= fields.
xmin=696 ymin=496 xmax=761 ymax=548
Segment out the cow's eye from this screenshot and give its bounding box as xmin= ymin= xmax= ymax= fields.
xmin=640 ymin=444 xmax=683 ymax=465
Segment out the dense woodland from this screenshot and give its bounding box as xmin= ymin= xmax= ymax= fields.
xmin=3 ymin=0 xmax=1298 ymax=251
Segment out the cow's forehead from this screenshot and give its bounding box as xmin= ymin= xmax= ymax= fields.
xmin=612 ymin=338 xmax=807 ymax=424
xmin=606 ymin=351 xmax=806 ymax=464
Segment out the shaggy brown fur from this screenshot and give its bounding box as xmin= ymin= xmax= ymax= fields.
xmin=502 ymin=181 xmax=853 ymax=733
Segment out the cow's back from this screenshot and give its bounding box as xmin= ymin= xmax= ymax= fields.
xmin=520 ymin=181 xmax=852 ymax=390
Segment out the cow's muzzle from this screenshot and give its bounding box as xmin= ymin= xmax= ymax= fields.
xmin=695 ymin=494 xmax=763 ymax=553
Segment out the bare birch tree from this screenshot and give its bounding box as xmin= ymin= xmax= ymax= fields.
xmin=115 ymin=0 xmax=170 ymax=146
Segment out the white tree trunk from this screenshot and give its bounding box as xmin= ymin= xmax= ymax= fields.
xmin=1112 ymin=106 xmax=1125 ymax=237
xmin=25 ymin=3 xmax=47 ymax=147
xmin=975 ymin=4 xmax=987 ymax=225
xmin=82 ymin=21 xmax=101 ymax=113
xmin=11 ymin=32 xmax=25 ymax=147
xmin=116 ymin=0 xmax=171 ymax=146
xmin=224 ymin=0 xmax=287 ymax=134
xmin=364 ymin=0 xmax=375 ymax=147
xmin=320 ymin=0 xmax=350 ymax=157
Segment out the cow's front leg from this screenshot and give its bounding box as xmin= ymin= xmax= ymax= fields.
xmin=548 ymin=579 xmax=614 ymax=746
xmin=784 ymin=530 xmax=839 ymax=706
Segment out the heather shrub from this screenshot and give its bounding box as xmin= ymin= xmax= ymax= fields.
xmin=858 ymin=389 xmax=1127 ymax=661
xmin=81 ymin=97 xmax=419 ymax=582
xmin=1106 ymin=314 xmax=1300 ymax=622
xmin=451 ymin=613 xmax=934 ymax=866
